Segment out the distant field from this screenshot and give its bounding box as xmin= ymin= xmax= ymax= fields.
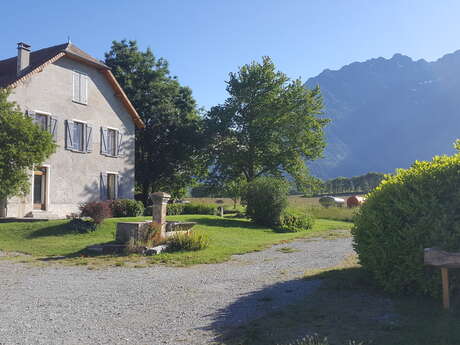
xmin=185 ymin=195 xmax=358 ymax=222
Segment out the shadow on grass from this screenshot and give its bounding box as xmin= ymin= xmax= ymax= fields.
xmin=26 ymin=221 xmax=74 ymax=238
xmin=191 ymin=216 xmax=267 ymax=230
xmin=206 ymin=267 xmax=460 ymax=345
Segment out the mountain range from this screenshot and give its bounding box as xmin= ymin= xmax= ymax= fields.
xmin=305 ymin=51 xmax=460 ymax=179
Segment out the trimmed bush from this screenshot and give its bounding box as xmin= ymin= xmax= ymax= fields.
xmin=111 ymin=199 xmax=144 ymax=217
xmin=182 ymin=203 xmax=215 ymax=215
xmin=167 ymin=231 xmax=210 ymax=251
xmin=278 ymin=208 xmax=315 ymax=232
xmin=79 ymin=201 xmax=112 ymax=225
xmin=69 ymin=218 xmax=96 ymax=233
xmin=352 ymin=153 xmax=460 ymax=297
xmin=244 ymin=177 xmax=289 ymax=227
xmin=167 ymin=203 xmax=185 ymax=215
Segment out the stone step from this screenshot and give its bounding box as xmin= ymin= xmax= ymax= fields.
xmin=25 ymin=210 xmax=61 ymax=220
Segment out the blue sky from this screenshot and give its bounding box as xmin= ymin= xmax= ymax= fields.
xmin=1 ymin=0 xmax=460 ymax=109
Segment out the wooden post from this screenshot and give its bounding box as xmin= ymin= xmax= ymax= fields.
xmin=441 ymin=267 xmax=450 ymax=310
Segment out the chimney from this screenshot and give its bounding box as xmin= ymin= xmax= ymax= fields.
xmin=17 ymin=42 xmax=31 ymax=75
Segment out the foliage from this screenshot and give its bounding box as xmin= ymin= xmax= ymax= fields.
xmin=352 ymin=152 xmax=460 ymax=297
xmin=0 ymin=89 xmax=56 ymax=201
xmin=223 ymin=176 xmax=247 ymax=209
xmin=182 ymin=203 xmax=216 ymax=215
xmin=278 ymin=208 xmax=315 ymax=232
xmin=105 ymin=40 xmax=209 ymax=202
xmin=205 ymin=56 xmax=328 ymax=187
xmin=321 ymin=172 xmax=385 ymax=195
xmin=167 ymin=203 xmax=185 ymax=215
xmin=244 ymin=177 xmax=289 ymax=227
xmin=69 ymin=218 xmax=96 ymax=233
xmin=110 ymin=199 xmax=144 ymax=217
xmin=79 ymin=201 xmax=112 ymax=225
xmin=167 ymin=231 xmax=210 ymax=252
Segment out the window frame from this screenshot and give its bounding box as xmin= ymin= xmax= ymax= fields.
xmin=72 ymin=70 xmax=88 ymax=105
xmin=28 ymin=110 xmax=58 ymax=140
xmin=66 ymin=119 xmax=92 ymax=153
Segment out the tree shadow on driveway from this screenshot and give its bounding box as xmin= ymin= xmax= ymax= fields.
xmin=203 ymin=267 xmax=453 ymax=345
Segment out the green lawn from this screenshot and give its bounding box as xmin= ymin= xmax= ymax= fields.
xmin=0 ymin=215 xmax=351 ymax=265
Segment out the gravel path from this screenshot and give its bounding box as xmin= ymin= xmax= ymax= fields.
xmin=0 ymin=236 xmax=353 ymax=345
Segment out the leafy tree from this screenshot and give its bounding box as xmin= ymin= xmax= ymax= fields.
xmin=105 ymin=40 xmax=208 ymax=203
xmin=223 ymin=175 xmax=247 ymax=209
xmin=205 ymin=56 xmax=328 ymax=187
xmin=0 ymin=89 xmax=56 ymax=202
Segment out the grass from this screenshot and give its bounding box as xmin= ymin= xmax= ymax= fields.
xmin=0 ymin=215 xmax=351 ymax=266
xmin=222 ymin=255 xmax=460 ymax=345
xmin=186 ymin=196 xmax=358 ymax=222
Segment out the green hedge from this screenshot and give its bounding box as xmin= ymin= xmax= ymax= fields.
xmin=278 ymin=208 xmax=315 ymax=232
xmin=144 ymin=203 xmax=216 ymax=216
xmin=111 ymin=199 xmax=145 ymax=217
xmin=244 ymin=177 xmax=289 ymax=227
xmin=352 ymin=153 xmax=460 ymax=297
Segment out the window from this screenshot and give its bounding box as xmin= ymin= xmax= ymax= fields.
xmin=72 ymin=71 xmax=88 ymax=104
xmin=107 ymin=173 xmax=117 ymax=200
xmin=101 ymin=127 xmax=123 ymax=157
xmin=106 ymin=129 xmax=117 ymax=156
xmin=72 ymin=122 xmax=85 ymax=151
xmin=100 ymin=173 xmax=118 ymax=200
xmin=26 ymin=111 xmax=58 ymax=140
xmin=65 ymin=120 xmax=93 ymax=153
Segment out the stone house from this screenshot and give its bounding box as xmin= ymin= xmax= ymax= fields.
xmin=0 ymin=42 xmax=144 ymax=218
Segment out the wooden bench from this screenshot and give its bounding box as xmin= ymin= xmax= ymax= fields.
xmin=424 ymin=248 xmax=460 ymax=310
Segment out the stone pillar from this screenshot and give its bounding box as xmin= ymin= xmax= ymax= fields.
xmin=150 ymin=192 xmax=171 ymax=239
xmin=0 ymin=199 xmax=6 ymax=218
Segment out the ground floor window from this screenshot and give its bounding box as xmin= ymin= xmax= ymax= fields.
xmin=107 ymin=173 xmax=118 ymax=200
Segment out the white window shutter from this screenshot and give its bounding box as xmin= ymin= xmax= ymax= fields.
xmin=80 ymin=75 xmax=88 ymax=104
xmin=73 ymin=72 xmax=80 ymax=102
xmin=116 ymin=131 xmax=123 ymax=157
xmin=66 ymin=120 xmax=75 ymax=149
xmin=100 ymin=173 xmax=108 ymax=201
xmin=85 ymin=124 xmax=93 ymax=153
xmin=49 ymin=117 xmax=58 ymax=141
xmin=100 ymin=127 xmax=108 ymax=154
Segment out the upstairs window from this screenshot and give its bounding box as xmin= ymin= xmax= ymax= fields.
xmin=26 ymin=110 xmax=58 ymax=140
xmin=72 ymin=70 xmax=88 ymax=104
xmin=101 ymin=127 xmax=123 ymax=157
xmin=65 ymin=120 xmax=93 ymax=153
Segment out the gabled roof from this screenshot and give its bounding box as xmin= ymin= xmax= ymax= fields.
xmin=0 ymin=43 xmax=144 ymax=128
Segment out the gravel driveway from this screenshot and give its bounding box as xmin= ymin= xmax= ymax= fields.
xmin=0 ymin=236 xmax=353 ymax=345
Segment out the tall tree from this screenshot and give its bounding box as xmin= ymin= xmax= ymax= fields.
xmin=0 ymin=89 xmax=56 ymax=202
xmin=206 ymin=57 xmax=329 ymax=187
xmin=105 ymin=40 xmax=208 ymax=202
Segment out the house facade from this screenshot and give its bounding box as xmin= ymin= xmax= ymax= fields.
xmin=0 ymin=42 xmax=144 ymax=218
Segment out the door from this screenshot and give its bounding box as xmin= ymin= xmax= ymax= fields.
xmin=33 ymin=167 xmax=47 ymax=210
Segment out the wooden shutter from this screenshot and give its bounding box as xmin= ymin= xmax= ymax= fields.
xmin=49 ymin=117 xmax=58 ymax=141
xmin=100 ymin=173 xmax=108 ymax=200
xmin=65 ymin=120 xmax=74 ymax=150
xmin=80 ymin=74 xmax=88 ymax=104
xmin=116 ymin=131 xmax=123 ymax=157
xmin=85 ymin=124 xmax=93 ymax=153
xmin=100 ymin=127 xmax=108 ymax=154
xmin=72 ymin=71 xmax=80 ymax=102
